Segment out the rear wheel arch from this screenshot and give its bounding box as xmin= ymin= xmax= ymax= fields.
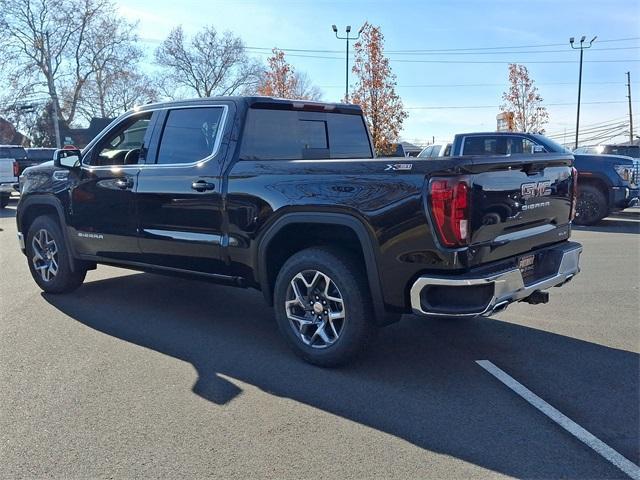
xmin=256 ymin=212 xmax=392 ymax=325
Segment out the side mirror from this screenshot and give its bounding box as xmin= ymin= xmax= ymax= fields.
xmin=54 ymin=148 xmax=82 ymax=168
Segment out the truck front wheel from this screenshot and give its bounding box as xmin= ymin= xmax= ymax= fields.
xmin=273 ymin=247 xmax=376 ymax=367
xmin=574 ymin=184 xmax=608 ymax=226
xmin=26 ymin=215 xmax=86 ymax=293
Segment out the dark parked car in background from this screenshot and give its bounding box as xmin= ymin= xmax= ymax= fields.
xmin=17 ymin=148 xmax=57 ymax=176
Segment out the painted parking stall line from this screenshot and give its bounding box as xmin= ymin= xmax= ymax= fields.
xmin=476 ymin=360 xmax=640 ymax=480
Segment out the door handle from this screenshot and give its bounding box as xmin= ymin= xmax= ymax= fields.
xmin=115 ymin=178 xmax=133 ymax=190
xmin=191 ymin=180 xmax=215 ymax=192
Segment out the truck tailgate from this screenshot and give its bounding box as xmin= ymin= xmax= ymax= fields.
xmin=466 ymin=153 xmax=574 ymax=262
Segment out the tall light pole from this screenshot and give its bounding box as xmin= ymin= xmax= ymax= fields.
xmin=626 ymin=71 xmax=634 ymax=144
xmin=570 ymin=35 xmax=597 ymax=149
xmin=332 ymin=24 xmax=364 ymax=102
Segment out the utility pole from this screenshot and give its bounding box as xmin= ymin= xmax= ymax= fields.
xmin=45 ymin=31 xmax=62 ymax=149
xmin=332 ymin=24 xmax=364 ymax=102
xmin=627 ymin=71 xmax=634 ymax=144
xmin=569 ymin=35 xmax=597 ymax=150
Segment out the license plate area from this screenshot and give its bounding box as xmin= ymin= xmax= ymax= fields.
xmin=518 ymin=254 xmax=536 ymax=282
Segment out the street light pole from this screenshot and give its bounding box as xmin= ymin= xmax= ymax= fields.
xmin=570 ymin=35 xmax=597 ymax=149
xmin=332 ymin=24 xmax=364 ymax=102
xmin=626 ymin=71 xmax=634 ymax=144
xmin=45 ymin=30 xmax=62 ymax=149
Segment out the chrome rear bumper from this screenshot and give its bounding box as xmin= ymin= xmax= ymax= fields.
xmin=410 ymin=243 xmax=582 ymax=318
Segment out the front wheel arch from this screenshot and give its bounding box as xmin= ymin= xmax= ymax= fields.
xmin=18 ymin=196 xmax=79 ymax=272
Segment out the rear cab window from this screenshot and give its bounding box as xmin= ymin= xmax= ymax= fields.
xmin=239 ymin=108 xmax=372 ymax=160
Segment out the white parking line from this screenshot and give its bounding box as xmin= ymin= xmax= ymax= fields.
xmin=476 ymin=360 xmax=640 ymax=480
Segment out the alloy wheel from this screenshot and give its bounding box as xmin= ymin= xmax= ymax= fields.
xmin=31 ymin=229 xmax=59 ymax=282
xmin=285 ymin=269 xmax=346 ymax=348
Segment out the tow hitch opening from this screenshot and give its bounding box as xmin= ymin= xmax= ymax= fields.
xmin=522 ymin=290 xmax=549 ymax=305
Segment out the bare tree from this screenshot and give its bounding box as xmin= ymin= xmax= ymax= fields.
xmin=75 ymin=15 xmax=154 ymax=120
xmin=78 ymin=70 xmax=158 ymax=120
xmin=292 ymin=72 xmax=322 ymax=101
xmin=155 ymin=26 xmax=261 ymax=98
xmin=0 ymin=0 xmax=142 ymax=129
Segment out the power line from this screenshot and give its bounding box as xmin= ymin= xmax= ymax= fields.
xmin=546 ymin=118 xmax=631 ymax=138
xmin=546 ymin=115 xmax=632 ymax=131
xmin=405 ymin=100 xmax=640 ymax=110
xmin=548 ymin=124 xmax=629 ymax=140
xmin=245 ymin=46 xmax=640 ymax=56
xmin=318 ymin=81 xmax=624 ymax=88
xmin=247 ymin=50 xmax=640 ymax=64
xmin=242 ymin=36 xmax=640 ymax=54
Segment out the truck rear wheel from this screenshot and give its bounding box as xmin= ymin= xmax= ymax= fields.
xmin=574 ymin=184 xmax=608 ymax=226
xmin=273 ymin=247 xmax=376 ymax=367
xmin=0 ymin=193 xmax=9 ymax=209
xmin=26 ymin=215 xmax=86 ymax=293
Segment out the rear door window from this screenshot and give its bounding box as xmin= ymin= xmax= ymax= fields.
xmin=156 ymin=107 xmax=225 ymax=165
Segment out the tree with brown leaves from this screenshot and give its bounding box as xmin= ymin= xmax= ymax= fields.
xmin=350 ymin=23 xmax=407 ymax=155
xmin=257 ymin=48 xmax=321 ymax=100
xmin=500 ymin=63 xmax=549 ymax=133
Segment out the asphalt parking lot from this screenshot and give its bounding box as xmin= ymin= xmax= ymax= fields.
xmin=1 ymin=199 xmax=638 ymax=479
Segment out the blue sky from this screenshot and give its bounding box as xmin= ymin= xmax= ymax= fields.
xmin=117 ymin=0 xmax=640 ymax=146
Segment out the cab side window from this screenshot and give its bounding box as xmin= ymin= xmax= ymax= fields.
xmin=88 ymin=113 xmax=153 ymax=166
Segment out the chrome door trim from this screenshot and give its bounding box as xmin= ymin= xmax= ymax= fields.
xmin=143 ymin=228 xmax=222 ymax=245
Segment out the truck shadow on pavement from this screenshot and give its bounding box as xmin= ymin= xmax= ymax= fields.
xmin=43 ymin=272 xmax=640 ymax=478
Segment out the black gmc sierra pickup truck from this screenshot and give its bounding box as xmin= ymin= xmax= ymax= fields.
xmin=16 ymin=97 xmax=582 ymax=366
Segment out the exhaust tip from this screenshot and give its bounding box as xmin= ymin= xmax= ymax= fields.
xmin=490 ymin=301 xmax=510 ymax=315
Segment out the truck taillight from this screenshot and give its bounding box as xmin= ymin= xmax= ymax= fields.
xmin=429 ymin=177 xmax=470 ymax=248
xmin=12 ymin=160 xmax=19 ymax=177
xmin=570 ymin=167 xmax=578 ymax=221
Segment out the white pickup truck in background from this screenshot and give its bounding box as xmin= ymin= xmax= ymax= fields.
xmin=0 ymin=145 xmax=27 ymax=209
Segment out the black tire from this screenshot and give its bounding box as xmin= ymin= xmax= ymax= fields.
xmin=574 ymin=183 xmax=608 ymax=226
xmin=273 ymin=247 xmax=376 ymax=367
xmin=26 ymin=215 xmax=86 ymax=293
xmin=0 ymin=193 xmax=9 ymax=209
